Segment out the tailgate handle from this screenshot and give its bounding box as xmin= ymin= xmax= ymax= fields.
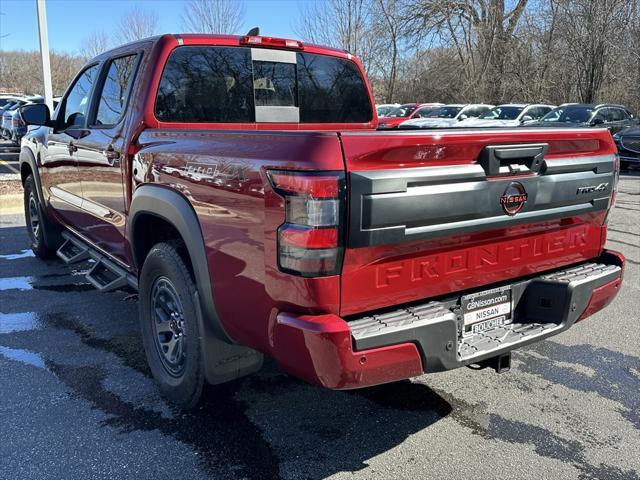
xmin=479 ymin=143 xmax=548 ymax=176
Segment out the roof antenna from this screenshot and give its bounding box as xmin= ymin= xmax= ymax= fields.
xmin=247 ymin=27 xmax=260 ymax=36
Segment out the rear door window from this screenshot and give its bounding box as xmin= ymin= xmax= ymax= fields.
xmin=94 ymin=54 xmax=138 ymax=126
xmin=155 ymin=46 xmax=372 ymax=124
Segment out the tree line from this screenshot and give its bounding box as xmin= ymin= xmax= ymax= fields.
xmin=1 ymin=0 xmax=638 ymax=113
xmin=299 ymin=0 xmax=640 ymax=113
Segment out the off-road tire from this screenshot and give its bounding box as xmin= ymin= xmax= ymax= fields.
xmin=139 ymin=241 xmax=204 ymax=410
xmin=23 ymin=174 xmax=57 ymax=259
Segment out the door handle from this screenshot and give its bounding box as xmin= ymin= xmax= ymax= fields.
xmin=103 ymin=146 xmax=121 ymax=163
xmin=68 ymin=142 xmax=77 ymax=154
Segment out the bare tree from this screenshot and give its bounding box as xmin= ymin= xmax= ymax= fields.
xmin=0 ymin=50 xmax=84 ymax=95
xmin=116 ymin=6 xmax=159 ymax=44
xmin=79 ymin=30 xmax=110 ymax=60
xmin=369 ymin=0 xmax=406 ymax=102
xmin=182 ymin=0 xmax=246 ymax=34
xmin=406 ymin=0 xmax=530 ymax=102
xmin=295 ymin=0 xmax=376 ymax=73
xmin=554 ymin=0 xmax=634 ymax=103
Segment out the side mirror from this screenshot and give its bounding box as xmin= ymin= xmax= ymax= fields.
xmin=459 ymin=114 xmax=468 ymax=120
xmin=19 ymin=103 xmax=51 ymax=127
xmin=521 ymin=115 xmax=533 ymax=123
xmin=64 ymin=127 xmax=91 ymax=140
xmin=591 ymin=117 xmax=605 ymax=126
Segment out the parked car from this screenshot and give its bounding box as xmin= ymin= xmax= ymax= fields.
xmin=376 ymin=103 xmax=401 ymax=117
xmin=377 ymin=102 xmax=443 ymax=129
xmin=0 ymin=94 xmax=25 ymax=109
xmin=19 ymin=33 xmax=624 ymax=410
xmin=454 ymin=104 xmax=555 ymax=128
xmin=525 ymin=104 xmax=637 ymax=134
xmin=4 ymin=96 xmax=48 ymax=145
xmin=1 ymin=100 xmax=26 ymax=139
xmin=399 ymin=103 xmax=495 ymax=128
xmin=613 ymin=127 xmax=640 ymax=169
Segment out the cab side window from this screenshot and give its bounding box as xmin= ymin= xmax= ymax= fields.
xmin=59 ymin=64 xmax=100 ymax=130
xmin=599 ymin=108 xmax=615 ymax=123
xmin=94 ymin=55 xmax=138 ymax=126
xmin=610 ymin=108 xmax=627 ymax=122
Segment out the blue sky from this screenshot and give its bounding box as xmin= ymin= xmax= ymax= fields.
xmin=0 ymin=0 xmax=306 ymax=54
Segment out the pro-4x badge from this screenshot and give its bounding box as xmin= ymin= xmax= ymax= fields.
xmin=500 ymin=182 xmax=528 ymax=216
xmin=576 ymin=183 xmax=608 ymax=194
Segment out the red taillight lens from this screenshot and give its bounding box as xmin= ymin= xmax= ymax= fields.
xmin=268 ymin=170 xmax=345 ymax=277
xmin=240 ymin=35 xmax=304 ymax=50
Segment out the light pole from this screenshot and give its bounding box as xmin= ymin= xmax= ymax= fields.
xmin=35 ymin=0 xmax=53 ymax=111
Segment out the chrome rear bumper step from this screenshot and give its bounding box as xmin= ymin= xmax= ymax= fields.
xmin=349 ymin=259 xmax=622 ymax=372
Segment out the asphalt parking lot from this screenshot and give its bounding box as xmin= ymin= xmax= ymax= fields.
xmin=0 ymin=144 xmax=639 ymax=479
xmin=0 ymin=142 xmax=20 ymax=178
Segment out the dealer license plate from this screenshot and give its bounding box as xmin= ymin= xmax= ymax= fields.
xmin=461 ymin=286 xmax=512 ymax=337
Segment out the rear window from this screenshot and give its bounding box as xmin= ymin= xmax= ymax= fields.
xmin=155 ymin=46 xmax=372 ymax=124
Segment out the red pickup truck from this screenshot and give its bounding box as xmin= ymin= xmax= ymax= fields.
xmin=18 ymin=33 xmax=624 ymax=409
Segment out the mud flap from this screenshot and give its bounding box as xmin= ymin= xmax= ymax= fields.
xmin=192 ymin=290 xmax=263 ymax=385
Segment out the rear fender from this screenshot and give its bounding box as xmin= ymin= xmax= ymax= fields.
xmin=129 ymin=185 xmax=263 ymax=384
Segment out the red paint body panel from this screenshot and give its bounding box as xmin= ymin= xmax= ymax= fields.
xmin=340 ymin=217 xmax=606 ymax=315
xmin=339 ymin=128 xmax=614 ymax=171
xmin=338 ymin=128 xmax=617 ymax=315
xmin=136 ymin=129 xmax=346 ymax=353
xmin=273 ymin=312 xmax=423 ymax=389
xmin=577 ymin=250 xmax=625 ymax=322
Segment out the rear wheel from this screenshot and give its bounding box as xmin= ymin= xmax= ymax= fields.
xmin=23 ymin=175 xmax=57 ymax=259
xmin=139 ymin=242 xmax=204 ymax=409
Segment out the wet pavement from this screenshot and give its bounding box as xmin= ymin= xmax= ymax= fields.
xmin=0 ymin=174 xmax=639 ymax=480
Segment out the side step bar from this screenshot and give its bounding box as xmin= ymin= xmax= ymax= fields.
xmin=57 ymin=231 xmax=137 ymax=292
xmin=57 ymin=234 xmax=91 ymax=264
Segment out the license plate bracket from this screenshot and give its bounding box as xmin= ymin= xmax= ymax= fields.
xmin=461 ymin=286 xmax=512 ymax=337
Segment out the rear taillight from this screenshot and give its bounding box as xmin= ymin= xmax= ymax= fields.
xmin=267 ymin=170 xmax=345 ymax=277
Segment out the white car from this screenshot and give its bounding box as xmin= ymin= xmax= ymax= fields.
xmin=376 ymin=103 xmax=401 ymax=117
xmin=454 ymin=104 xmax=556 ymax=128
xmin=399 ymin=104 xmax=494 ymax=128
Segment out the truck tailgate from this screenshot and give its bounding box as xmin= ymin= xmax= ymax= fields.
xmin=339 ymin=128 xmax=617 ymax=316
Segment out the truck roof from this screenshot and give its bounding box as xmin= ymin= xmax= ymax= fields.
xmin=96 ymin=33 xmax=350 ymax=61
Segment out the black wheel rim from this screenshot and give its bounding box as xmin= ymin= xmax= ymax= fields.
xmin=150 ymin=276 xmax=187 ymax=377
xmin=28 ymin=193 xmax=40 ymax=240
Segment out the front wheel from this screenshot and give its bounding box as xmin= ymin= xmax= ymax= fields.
xmin=139 ymin=242 xmax=204 ymax=409
xmin=23 ymin=175 xmax=57 ymax=259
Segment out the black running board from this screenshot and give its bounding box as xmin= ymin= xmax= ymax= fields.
xmin=57 ymin=234 xmax=90 ymax=264
xmin=57 ymin=231 xmax=137 ymax=292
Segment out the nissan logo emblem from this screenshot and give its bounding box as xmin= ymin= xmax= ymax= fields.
xmin=500 ymin=182 xmax=528 ymax=216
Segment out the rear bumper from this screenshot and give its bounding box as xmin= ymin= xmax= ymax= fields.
xmin=272 ymin=250 xmax=624 ymax=389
